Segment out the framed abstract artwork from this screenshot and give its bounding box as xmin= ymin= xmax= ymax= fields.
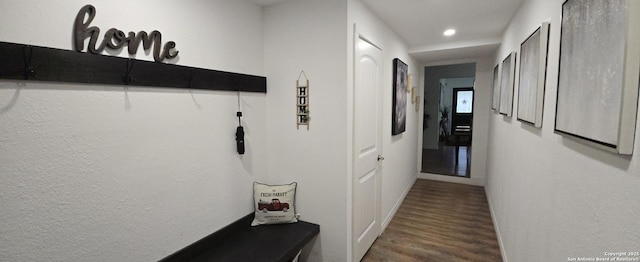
xmin=491 ymin=64 xmax=501 ymax=111
xmin=499 ymin=52 xmax=516 ymax=117
xmin=555 ymin=0 xmax=640 ymax=154
xmin=392 ymin=58 xmax=408 ymax=135
xmin=517 ymin=22 xmax=550 ymax=128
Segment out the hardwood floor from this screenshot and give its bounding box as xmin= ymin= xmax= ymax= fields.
xmin=421 ymin=147 xmax=470 ymax=177
xmin=362 ymin=179 xmax=502 ymax=262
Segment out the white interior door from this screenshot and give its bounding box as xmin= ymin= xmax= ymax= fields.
xmin=353 ymin=32 xmax=383 ymax=262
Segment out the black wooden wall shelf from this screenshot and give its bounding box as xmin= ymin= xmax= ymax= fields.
xmin=0 ymin=41 xmax=266 ymax=93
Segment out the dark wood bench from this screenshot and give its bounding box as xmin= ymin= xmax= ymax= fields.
xmin=160 ymin=213 xmax=320 ymax=262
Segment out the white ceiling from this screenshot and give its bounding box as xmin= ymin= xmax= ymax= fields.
xmin=248 ymin=0 xmax=290 ymax=6
xmin=361 ymin=0 xmax=525 ymax=63
xmin=250 ymin=0 xmax=526 ymax=63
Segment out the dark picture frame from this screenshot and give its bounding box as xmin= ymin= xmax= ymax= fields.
xmin=555 ymin=0 xmax=640 ymax=154
xmin=392 ymin=58 xmax=408 ymax=135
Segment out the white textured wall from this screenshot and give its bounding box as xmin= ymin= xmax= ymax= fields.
xmin=0 ymin=0 xmax=267 ymax=261
xmin=1 ymin=0 xmax=426 ymax=261
xmin=263 ymin=1 xmax=420 ymax=261
xmin=347 ymin=0 xmax=419 ymax=232
xmin=264 ymin=1 xmax=349 ymax=261
xmin=486 ymin=0 xmax=640 ymax=261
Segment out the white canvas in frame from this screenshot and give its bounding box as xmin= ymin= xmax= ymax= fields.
xmin=491 ymin=64 xmax=501 ymax=111
xmin=517 ymin=22 xmax=550 ymax=128
xmin=499 ymin=52 xmax=516 ymax=116
xmin=556 ymin=0 xmax=640 ymax=155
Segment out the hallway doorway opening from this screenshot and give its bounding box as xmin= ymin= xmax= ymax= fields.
xmin=421 ymin=63 xmax=476 ymax=177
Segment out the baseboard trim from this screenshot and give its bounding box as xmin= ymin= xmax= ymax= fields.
xmin=418 ymin=172 xmax=484 ymax=186
xmin=485 ymin=187 xmax=508 ymax=262
xmin=380 ymin=174 xmax=417 ymax=233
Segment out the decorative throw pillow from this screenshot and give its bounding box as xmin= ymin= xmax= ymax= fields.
xmin=251 ymin=182 xmax=298 ymax=226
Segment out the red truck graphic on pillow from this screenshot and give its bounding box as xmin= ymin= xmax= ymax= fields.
xmin=258 ymin=199 xmax=290 ymax=212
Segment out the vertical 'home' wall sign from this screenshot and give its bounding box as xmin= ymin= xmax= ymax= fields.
xmin=296 ymin=71 xmax=310 ymax=130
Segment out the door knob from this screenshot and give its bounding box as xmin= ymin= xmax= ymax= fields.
xmin=377 ymin=155 xmax=385 ymax=161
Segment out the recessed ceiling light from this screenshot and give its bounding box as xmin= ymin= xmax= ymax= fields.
xmin=443 ymin=29 xmax=456 ymax=36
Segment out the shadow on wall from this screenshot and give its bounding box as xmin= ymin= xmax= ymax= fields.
xmin=519 ymin=121 xmax=543 ymax=137
xmin=300 ymin=234 xmax=322 ymax=262
xmin=560 ymin=135 xmax=632 ymax=171
xmin=0 ymin=83 xmax=22 ymax=114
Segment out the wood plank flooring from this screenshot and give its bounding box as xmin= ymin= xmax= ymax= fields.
xmin=362 ymin=179 xmax=502 ymax=262
xmin=421 ymin=147 xmax=470 ymax=177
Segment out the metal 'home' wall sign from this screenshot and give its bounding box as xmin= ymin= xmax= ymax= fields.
xmin=0 ymin=4 xmax=266 ymax=93
xmin=74 ymin=4 xmax=178 ymax=62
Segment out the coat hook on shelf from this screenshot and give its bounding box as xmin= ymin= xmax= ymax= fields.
xmin=188 ymin=70 xmax=196 ymax=89
xmin=123 ymin=59 xmax=135 ymax=85
xmin=21 ymin=45 xmax=35 ymax=80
